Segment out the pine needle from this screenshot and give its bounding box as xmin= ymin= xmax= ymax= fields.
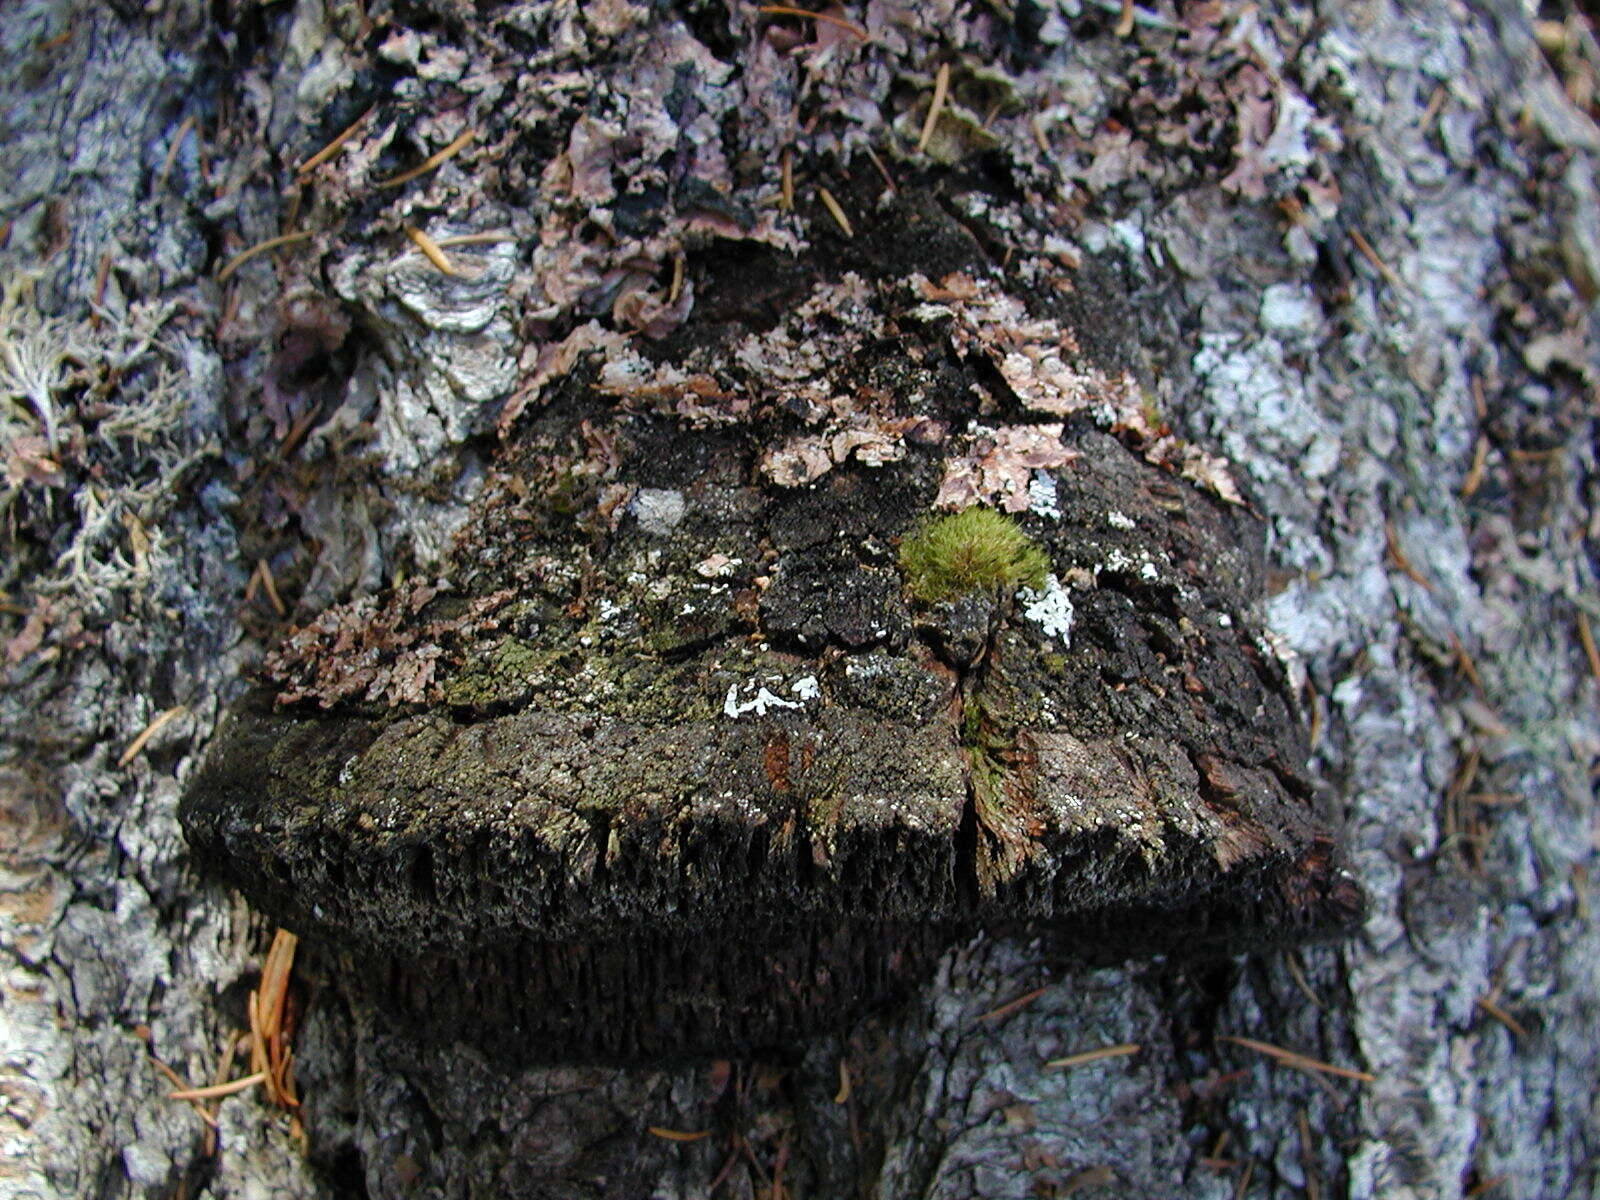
xmin=119 ymin=705 xmax=187 ymax=767
xmin=649 ymin=1127 xmax=711 ymax=1143
xmin=1384 ymin=520 xmax=1433 ymax=590
xmin=1115 ymin=0 xmax=1136 ymax=37
xmin=432 ymin=231 xmax=517 ymax=248
xmin=168 ymin=1071 xmax=267 ymax=1101
xmin=1219 ymin=1035 xmax=1375 ymax=1083
xmin=1578 ymin=612 xmax=1600 ymax=684
xmin=816 ymin=186 xmax=854 ymax=238
xmin=1475 ymin=996 xmax=1530 ymax=1042
xmin=377 ymin=127 xmax=477 ymax=189
xmin=1044 ymin=1043 xmax=1140 ymax=1070
xmin=976 ymin=985 xmax=1047 ymax=1023
xmin=918 ymin=63 xmax=951 ymax=154
xmin=755 ymin=5 xmax=869 ymax=41
xmin=1460 ymin=435 xmax=1489 ymax=498
xmin=404 ymin=225 xmax=458 ymax=275
xmin=157 ymin=115 xmax=197 ymax=195
xmin=1349 ymin=229 xmax=1407 ymax=291
xmin=216 ymin=231 xmax=313 ymax=283
xmin=296 ymin=106 xmax=374 ymax=175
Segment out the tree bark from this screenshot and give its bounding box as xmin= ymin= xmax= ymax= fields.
xmin=2 ymin=0 xmax=1597 ymax=1198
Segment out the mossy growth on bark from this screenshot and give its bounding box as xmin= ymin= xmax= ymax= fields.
xmin=898 ymin=507 xmax=1049 ymax=603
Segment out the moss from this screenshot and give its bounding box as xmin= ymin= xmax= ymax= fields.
xmin=959 ymin=693 xmax=1023 ymax=846
xmin=963 ymin=730 xmax=1009 ymax=809
xmin=439 ymin=637 xmax=560 ymax=708
xmin=898 ymin=507 xmax=1049 ymax=603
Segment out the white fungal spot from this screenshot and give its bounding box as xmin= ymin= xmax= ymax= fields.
xmin=1021 ymin=575 xmax=1075 ymax=645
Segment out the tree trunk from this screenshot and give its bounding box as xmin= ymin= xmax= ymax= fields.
xmin=2 ymin=1 xmax=1596 ymax=1198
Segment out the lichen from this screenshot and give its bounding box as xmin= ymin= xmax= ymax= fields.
xmin=898 ymin=507 xmax=1049 ymax=604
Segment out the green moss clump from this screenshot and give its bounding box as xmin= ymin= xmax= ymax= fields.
xmin=898 ymin=507 xmax=1049 ymax=603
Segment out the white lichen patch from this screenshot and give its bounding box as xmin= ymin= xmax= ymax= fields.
xmin=1028 ymin=471 xmax=1061 ymax=520
xmin=1020 ymin=575 xmax=1075 ymax=645
xmin=1099 ymin=547 xmax=1161 ymax=582
xmin=693 ymin=553 xmax=740 ymax=578
xmin=1106 ymin=510 xmax=1136 ymax=530
xmin=722 ymin=675 xmax=820 ymax=719
xmin=630 ymin=488 xmax=686 ymax=536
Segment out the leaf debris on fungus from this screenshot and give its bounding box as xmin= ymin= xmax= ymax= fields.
xmin=265 ymin=581 xmax=517 ymax=708
xmin=911 ymin=273 xmax=1245 ymax=504
xmin=935 ymin=425 xmax=1078 ymax=513
xmin=898 ymin=506 xmax=1049 ymax=603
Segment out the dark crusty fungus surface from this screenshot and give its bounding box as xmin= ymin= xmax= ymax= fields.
xmin=182 ymin=224 xmax=1357 ymax=1063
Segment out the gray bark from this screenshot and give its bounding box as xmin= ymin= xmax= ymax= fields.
xmin=1 ymin=0 xmax=1596 ymax=1198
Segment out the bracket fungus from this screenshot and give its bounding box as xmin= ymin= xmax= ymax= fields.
xmin=183 ymin=257 xmax=1358 ymax=1064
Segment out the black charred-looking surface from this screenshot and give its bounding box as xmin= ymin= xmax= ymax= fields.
xmin=183 ymin=243 xmax=1357 ymax=1063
